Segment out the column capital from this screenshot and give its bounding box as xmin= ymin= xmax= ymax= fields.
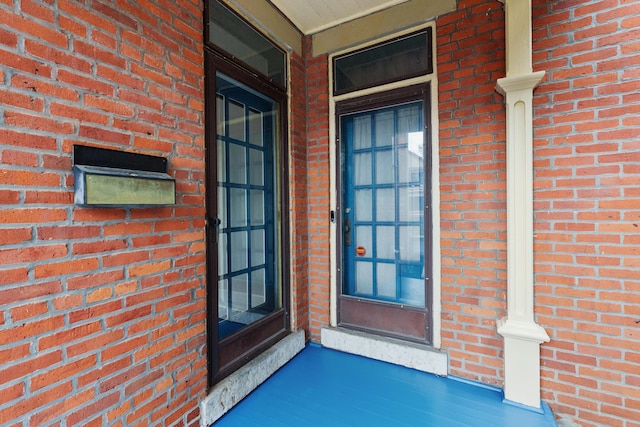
xmin=496 ymin=71 xmax=546 ymax=96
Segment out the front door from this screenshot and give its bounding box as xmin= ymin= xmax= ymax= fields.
xmin=205 ymin=50 xmax=289 ymax=384
xmin=338 ymin=86 xmax=432 ymax=344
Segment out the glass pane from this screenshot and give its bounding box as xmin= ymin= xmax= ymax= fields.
xmin=249 ymin=149 xmax=264 ymax=186
xmin=376 ymin=226 xmax=395 ymax=259
xmin=217 ymin=139 xmax=226 ymax=183
xmin=216 ymin=95 xmax=225 ymax=136
xmin=353 ymin=116 xmax=371 ymax=149
xmin=355 ymin=261 xmax=373 ymax=295
xmin=355 ymin=226 xmax=372 ymax=255
xmin=231 ymin=274 xmax=248 ymax=312
xmin=248 ymin=109 xmax=263 ymax=146
xmin=355 ymin=189 xmax=372 ymax=222
xmin=354 ymin=153 xmax=371 ymax=185
xmin=251 ymin=269 xmax=266 ymax=307
xmin=215 ymin=71 xmax=282 ymax=341
xmin=228 ymin=101 xmax=245 ymax=141
xmin=218 ymin=233 xmax=227 ymax=275
xmin=398 ymin=144 xmax=423 ymax=184
xmin=401 ymin=276 xmax=424 ymax=307
xmin=400 ymin=226 xmax=422 ymax=261
xmin=230 ymin=231 xmax=248 ymax=272
xmin=375 ymin=111 xmax=393 ymax=147
xmin=229 ymin=189 xmax=247 ymax=227
xmin=251 ymin=229 xmax=265 ymax=266
xmin=218 ymin=187 xmax=227 ymax=228
xmin=209 ymin=1 xmax=286 ymax=87
xmin=376 ymin=188 xmax=395 ymax=221
xmin=398 ymin=105 xmax=421 ymax=133
xmin=250 ymin=190 xmax=264 ymax=225
xmin=228 ymin=144 xmax=246 ymax=184
xmin=375 ymin=150 xmax=394 ymax=184
xmin=218 ymin=279 xmax=228 ymax=319
xmin=399 ymin=186 xmax=422 ymax=223
xmin=376 ymin=263 xmax=396 ymax=298
xmin=334 ymin=29 xmax=432 ymax=94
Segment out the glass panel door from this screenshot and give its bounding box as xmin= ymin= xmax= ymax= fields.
xmin=339 ymin=94 xmax=431 ymax=343
xmin=216 ymin=73 xmax=280 ymax=340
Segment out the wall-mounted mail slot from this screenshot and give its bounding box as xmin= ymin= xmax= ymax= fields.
xmin=73 ymin=145 xmax=176 ymax=207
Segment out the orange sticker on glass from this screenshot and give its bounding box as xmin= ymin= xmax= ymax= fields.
xmin=356 ymin=246 xmax=366 ymax=256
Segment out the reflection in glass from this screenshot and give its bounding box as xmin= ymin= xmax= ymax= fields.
xmin=251 ymin=269 xmax=266 ymax=307
xmin=228 ymin=144 xmax=246 ymax=184
xmin=228 ymin=101 xmax=245 ymax=141
xmin=249 ymin=149 xmax=264 ymax=186
xmin=375 ymin=111 xmax=393 ymax=147
xmin=248 ymin=109 xmax=263 ymax=146
xmin=251 ymin=230 xmax=265 ymax=266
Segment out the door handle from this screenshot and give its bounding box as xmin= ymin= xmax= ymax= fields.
xmin=344 ymin=217 xmax=352 ymax=247
xmin=208 ymin=217 xmax=222 ymax=243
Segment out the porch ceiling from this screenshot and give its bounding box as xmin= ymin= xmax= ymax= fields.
xmin=270 ymin=0 xmax=410 ymax=34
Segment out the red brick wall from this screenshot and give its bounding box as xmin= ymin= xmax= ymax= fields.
xmin=436 ymin=0 xmax=508 ymax=387
xmin=533 ymin=1 xmax=640 ymax=425
xmin=305 ymin=36 xmax=331 ymax=340
xmin=290 ymin=46 xmax=310 ymax=334
xmin=0 ymin=1 xmax=207 ymax=425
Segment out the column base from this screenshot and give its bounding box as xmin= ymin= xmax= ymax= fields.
xmin=498 ymin=317 xmax=550 ymax=409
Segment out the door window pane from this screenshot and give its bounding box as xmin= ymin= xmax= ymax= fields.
xmin=375 ymin=150 xmax=394 ymax=184
xmin=375 ymin=111 xmax=393 ymax=147
xmin=248 ymin=109 xmax=263 ymax=146
xmin=251 ymin=230 xmax=265 ymax=266
xmin=354 ymin=116 xmax=371 ymax=149
xmin=355 ymin=226 xmax=372 ymax=255
xmin=376 ymin=263 xmax=396 ymax=298
xmin=228 ymin=144 xmax=246 ymax=184
xmin=376 ymin=226 xmax=395 ymax=259
xmin=249 ymin=149 xmax=264 ymax=186
xmin=376 ymin=188 xmax=395 ymax=222
xmin=229 ymin=189 xmax=247 ymax=227
xmin=355 ymin=189 xmax=372 ymax=222
xmin=354 ymin=153 xmax=371 ymax=185
xmin=230 ymin=231 xmax=248 ymax=272
xmin=355 ymin=261 xmax=373 ymax=295
xmin=250 ymin=190 xmax=264 ymax=225
xmin=228 ymin=100 xmax=245 ymax=141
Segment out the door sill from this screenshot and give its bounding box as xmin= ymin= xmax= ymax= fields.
xmin=200 ymin=331 xmax=305 ymax=427
xmin=321 ymin=327 xmax=447 ymax=376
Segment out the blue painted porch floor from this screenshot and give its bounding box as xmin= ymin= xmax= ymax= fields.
xmin=214 ymin=344 xmax=556 ymax=426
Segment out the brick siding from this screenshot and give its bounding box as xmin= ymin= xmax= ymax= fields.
xmin=437 ymin=0 xmax=508 ymax=387
xmin=533 ymin=0 xmax=640 ymax=425
xmin=0 ymin=0 xmax=207 ymax=425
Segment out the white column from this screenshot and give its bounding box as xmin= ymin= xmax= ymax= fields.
xmin=496 ymin=0 xmax=550 ymax=409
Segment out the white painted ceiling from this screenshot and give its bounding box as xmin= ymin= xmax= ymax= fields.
xmin=270 ymin=0 xmax=410 ymax=34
